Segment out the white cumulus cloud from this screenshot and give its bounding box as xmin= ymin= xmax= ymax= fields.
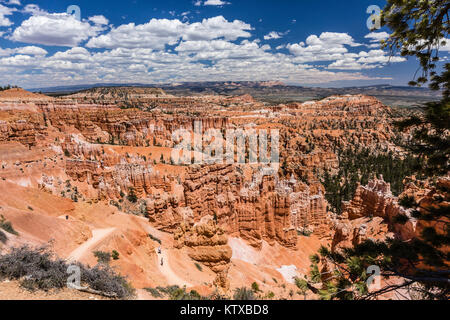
xmin=1 ymin=0 xmax=21 ymax=5
xmin=0 ymin=4 xmax=15 ymax=27
xmin=87 ymin=16 xmax=252 ymax=49
xmin=88 ymin=15 xmax=109 ymax=26
xmin=264 ymin=31 xmax=282 ymax=40
xmin=16 ymin=45 xmax=47 ymax=56
xmin=203 ymin=0 xmax=230 ymax=6
xmin=11 ymin=12 xmax=103 ymax=46
xmin=365 ymin=31 xmax=390 ymax=48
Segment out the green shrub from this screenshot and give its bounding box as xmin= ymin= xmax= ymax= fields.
xmin=0 ymin=215 xmax=18 ymax=236
xmin=205 ymin=289 xmax=229 ymax=300
xmin=151 ymin=285 xmax=204 ymax=300
xmin=233 ymin=287 xmax=255 ymax=300
xmin=194 ymin=263 xmax=203 ymax=272
xmin=112 ymin=250 xmax=120 ymax=260
xmin=170 ymin=287 xmax=202 ymax=300
xmin=0 ymin=230 xmax=6 ymax=244
xmin=251 ymin=282 xmax=260 ymax=293
xmin=144 ymin=287 xmax=162 ymax=298
xmin=148 ymin=233 xmax=161 ymax=244
xmin=186 ymin=290 xmax=202 ymax=300
xmin=297 ymin=229 xmax=312 ymax=237
xmin=156 ymin=285 xmax=179 ymax=296
xmin=127 ymin=188 xmax=138 ymax=203
xmin=93 ymin=251 xmax=111 ymax=264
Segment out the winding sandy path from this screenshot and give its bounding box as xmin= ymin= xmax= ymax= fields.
xmin=155 ymin=247 xmax=192 ymax=288
xmin=67 ymin=228 xmax=116 ymax=262
xmin=143 ymin=224 xmax=193 ymax=287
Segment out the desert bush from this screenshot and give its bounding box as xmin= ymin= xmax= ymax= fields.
xmin=152 ymin=285 xmax=203 ymax=300
xmin=0 ymin=215 xmax=18 ymax=235
xmin=206 ymin=289 xmax=230 ymax=300
xmin=194 ymin=262 xmax=203 ymax=272
xmin=0 ymin=245 xmax=72 ymax=291
xmin=112 ymin=250 xmax=120 ymax=260
xmin=127 ymin=188 xmax=138 ymax=203
xmin=0 ymin=230 xmax=7 ymax=244
xmin=148 ymin=233 xmax=161 ymax=244
xmin=297 ymin=229 xmax=312 ymax=237
xmin=0 ymin=245 xmax=135 ymax=299
xmin=144 ymin=287 xmax=163 ymax=298
xmin=155 ymin=285 xmax=179 ymax=296
xmin=81 ymin=265 xmax=135 ymax=299
xmin=93 ymin=250 xmax=111 ymax=264
xmin=251 ymin=282 xmax=260 ymax=293
xmin=185 ymin=289 xmax=202 ymax=300
xmin=233 ymin=287 xmax=256 ymax=300
xmin=170 ymin=287 xmax=202 ymax=300
xmin=265 ymin=291 xmax=275 ymax=299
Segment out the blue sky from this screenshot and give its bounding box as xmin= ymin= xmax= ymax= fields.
xmin=0 ymin=0 xmax=447 ymax=89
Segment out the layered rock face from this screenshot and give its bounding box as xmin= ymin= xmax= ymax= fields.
xmin=0 ymin=101 xmax=230 ymax=150
xmin=64 ymin=86 xmax=263 ymax=111
xmin=61 ymin=134 xmax=168 ymax=199
xmin=40 ymin=103 xmax=166 ymax=146
xmin=174 ymin=219 xmax=232 ymax=290
xmin=0 ymin=113 xmax=46 ymax=146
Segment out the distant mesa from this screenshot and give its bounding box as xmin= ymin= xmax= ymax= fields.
xmin=66 ymin=86 xmax=173 ymax=100
xmin=230 ymin=94 xmax=255 ymax=103
xmin=257 ymin=81 xmax=286 ymax=87
xmin=27 ymin=81 xmax=441 ymax=108
xmin=0 ymin=88 xmax=53 ymax=102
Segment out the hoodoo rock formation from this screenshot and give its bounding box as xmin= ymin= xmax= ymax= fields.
xmin=341 ymin=177 xmax=416 ymax=241
xmin=329 ymin=176 xmax=444 ymax=252
xmin=0 ymin=87 xmax=423 ymax=298
xmin=174 ymin=219 xmax=232 ymax=290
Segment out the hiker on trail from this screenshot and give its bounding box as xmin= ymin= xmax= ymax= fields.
xmin=66 ymin=215 xmax=69 ymax=220
xmin=158 ymin=246 xmax=161 ymax=254
xmin=161 ymin=258 xmax=164 ymax=266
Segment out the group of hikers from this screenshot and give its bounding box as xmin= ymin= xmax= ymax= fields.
xmin=158 ymin=246 xmax=163 ymax=266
